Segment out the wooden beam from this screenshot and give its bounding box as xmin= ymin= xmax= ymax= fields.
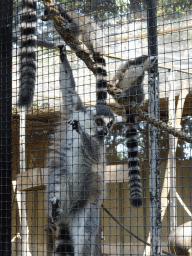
xmin=16 ymin=168 xmax=48 ymax=191
xmin=16 ymin=164 xmax=129 ymax=191
xmin=105 ymin=164 xmax=129 ymax=183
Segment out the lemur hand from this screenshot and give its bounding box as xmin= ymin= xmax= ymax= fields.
xmin=68 ymin=120 xmax=80 ymax=133
xmin=50 ymin=197 xmax=63 ymax=223
xmin=57 ymin=44 xmax=66 ymax=61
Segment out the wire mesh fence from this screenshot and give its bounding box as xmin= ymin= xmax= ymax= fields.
xmin=0 ymin=0 xmax=192 ymax=255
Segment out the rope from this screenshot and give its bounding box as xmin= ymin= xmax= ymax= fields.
xmin=101 ymin=204 xmax=177 ymax=256
xmin=132 ymin=106 xmax=191 ymax=144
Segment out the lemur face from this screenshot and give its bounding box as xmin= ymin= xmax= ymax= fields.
xmin=95 ymin=116 xmax=114 ymax=136
xmin=86 ymin=105 xmax=114 ymax=137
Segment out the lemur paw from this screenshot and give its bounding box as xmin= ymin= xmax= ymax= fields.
xmin=147 ymin=56 xmax=157 ymax=69
xmin=57 ymin=44 xmax=66 ymax=59
xmin=68 ymin=120 xmax=80 ymax=133
xmin=50 ymin=197 xmax=63 ymax=222
xmin=50 ymin=197 xmax=58 ymax=205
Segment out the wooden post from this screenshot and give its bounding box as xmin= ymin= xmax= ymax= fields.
xmin=44 ymin=217 xmax=57 ymax=256
xmin=147 ymin=0 xmax=162 ymax=256
xmin=20 ymin=107 xmax=31 ymax=256
xmin=143 ymin=83 xmax=188 ymax=256
xmin=168 ymin=70 xmax=177 ymax=231
xmin=119 ymin=183 xmax=125 ymax=255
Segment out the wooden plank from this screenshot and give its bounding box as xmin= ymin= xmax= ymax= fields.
xmin=105 ymin=164 xmax=129 ymax=183
xmin=16 ymin=165 xmax=129 ymax=191
xmin=16 ymin=168 xmax=48 ymax=191
xmin=19 ymin=107 xmax=31 ymax=256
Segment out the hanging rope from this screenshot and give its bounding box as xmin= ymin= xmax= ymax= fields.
xmin=101 ymin=204 xmax=177 ymax=256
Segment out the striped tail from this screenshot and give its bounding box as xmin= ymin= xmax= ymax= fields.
xmin=18 ymin=0 xmax=37 ymax=107
xmin=55 ymin=224 xmax=74 ymax=256
xmin=49 ymin=5 xmax=108 ymax=106
xmin=94 ymin=57 xmax=108 ymax=105
xmin=126 ymin=110 xmax=142 ymax=207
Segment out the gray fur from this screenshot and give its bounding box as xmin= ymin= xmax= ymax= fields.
xmin=112 ymin=55 xmax=157 ymax=207
xmin=46 ymin=44 xmax=114 ymax=255
xmin=42 ymin=5 xmax=108 ymax=105
xmin=42 ymin=6 xmax=104 ymax=62
xmin=168 ymin=221 xmax=192 ymax=256
xmin=113 ymin=55 xmax=157 ymax=105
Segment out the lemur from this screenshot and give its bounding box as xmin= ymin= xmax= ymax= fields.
xmin=18 ymin=3 xmax=107 ymax=108
xmin=42 ymin=5 xmax=105 ymax=64
xmin=46 ymin=44 xmax=114 ymax=256
xmin=42 ymin=5 xmax=107 ymax=105
xmin=112 ymin=55 xmax=157 ymax=207
xmin=18 ymin=0 xmax=156 ymax=209
xmin=18 ymin=0 xmax=37 ymax=107
xmin=168 ymin=221 xmax=192 ymax=256
xmin=45 ymin=7 xmax=157 ymax=207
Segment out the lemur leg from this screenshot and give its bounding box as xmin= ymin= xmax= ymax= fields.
xmin=47 ymin=169 xmax=67 ymax=223
xmin=70 ymin=201 xmax=100 ymax=256
xmin=49 ymin=197 xmax=63 ymax=223
xmin=69 ymin=120 xmax=100 ymax=161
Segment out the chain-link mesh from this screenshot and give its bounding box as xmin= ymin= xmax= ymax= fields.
xmin=1 ymin=0 xmax=192 ymax=255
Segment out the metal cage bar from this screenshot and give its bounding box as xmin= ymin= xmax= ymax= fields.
xmin=0 ymin=0 xmax=13 ymax=255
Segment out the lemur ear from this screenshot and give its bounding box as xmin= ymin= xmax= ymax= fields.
xmin=86 ymin=107 xmax=97 ymax=117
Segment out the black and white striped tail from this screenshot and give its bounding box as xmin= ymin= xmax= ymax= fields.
xmin=18 ymin=0 xmax=37 ymax=107
xmin=46 ymin=5 xmax=108 ymax=106
xmin=95 ymin=57 xmax=108 ymax=105
xmin=55 ymin=224 xmax=74 ymax=256
xmin=57 ymin=6 xmax=108 ymax=106
xmin=126 ymin=110 xmax=142 ymax=207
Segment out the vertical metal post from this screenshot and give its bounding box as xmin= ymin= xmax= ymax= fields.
xmin=147 ymin=0 xmax=161 ymax=256
xmin=0 ymin=0 xmax=13 ymax=255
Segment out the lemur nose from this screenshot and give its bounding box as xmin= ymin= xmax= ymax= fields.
xmin=98 ymin=127 xmax=108 ymax=136
xmin=104 ymin=130 xmax=108 ymax=136
xmin=102 ymin=127 xmax=108 ymax=136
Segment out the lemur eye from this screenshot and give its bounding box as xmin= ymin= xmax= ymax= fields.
xmin=96 ymin=118 xmax=103 ymax=125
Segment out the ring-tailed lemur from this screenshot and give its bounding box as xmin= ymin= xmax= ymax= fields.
xmin=46 ymin=44 xmax=114 ymax=256
xmin=42 ymin=5 xmax=107 ymax=105
xmin=112 ymin=55 xmax=157 ymax=207
xmin=168 ymin=221 xmax=192 ymax=256
xmin=18 ymin=0 xmax=37 ymax=107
